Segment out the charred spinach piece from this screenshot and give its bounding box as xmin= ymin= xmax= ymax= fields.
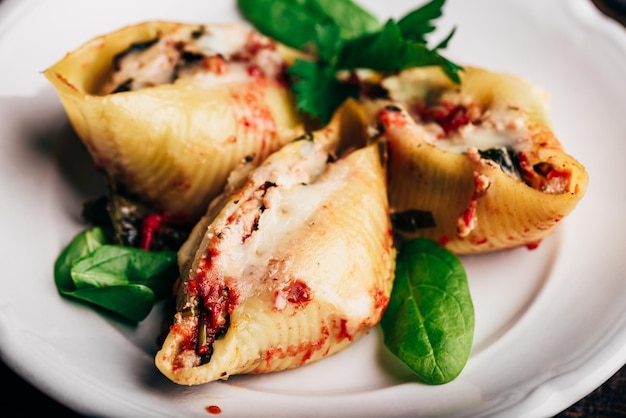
xmin=478 ymin=146 xmax=522 ymax=180
xmin=82 ymin=176 xmax=190 ymax=251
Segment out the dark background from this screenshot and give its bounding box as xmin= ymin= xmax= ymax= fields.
xmin=1 ymin=0 xmax=625 ymax=417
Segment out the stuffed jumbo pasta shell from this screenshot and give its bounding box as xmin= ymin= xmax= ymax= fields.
xmin=155 ymin=121 xmax=394 ymax=385
xmin=44 ymin=21 xmax=303 ymax=224
xmin=369 ymin=66 xmax=588 ymax=254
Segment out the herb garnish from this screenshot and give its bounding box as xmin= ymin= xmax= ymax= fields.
xmin=238 ymin=0 xmax=462 ymax=124
xmin=381 ymin=238 xmax=474 ymax=384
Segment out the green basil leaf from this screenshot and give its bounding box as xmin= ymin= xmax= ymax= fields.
xmin=68 ymin=284 xmax=156 ymax=323
xmin=381 ymin=238 xmax=474 ymax=385
xmin=397 ymin=0 xmax=446 ymax=43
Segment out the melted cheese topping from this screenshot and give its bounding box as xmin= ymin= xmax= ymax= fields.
xmin=232 ymin=177 xmax=340 ymax=283
xmin=193 ymin=25 xmax=248 ymax=56
xmin=381 ymin=69 xmax=537 ymax=155
xmin=230 ymin=146 xmax=335 ymax=288
xmin=200 ymin=140 xmax=372 ymax=318
xmin=204 ymin=140 xmax=328 ymax=292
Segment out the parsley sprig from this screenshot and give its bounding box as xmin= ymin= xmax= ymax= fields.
xmin=238 ymin=0 xmax=462 ymax=124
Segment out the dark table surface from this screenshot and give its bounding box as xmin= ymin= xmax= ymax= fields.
xmin=1 ymin=0 xmax=625 ymax=417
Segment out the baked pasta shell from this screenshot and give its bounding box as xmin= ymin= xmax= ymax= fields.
xmin=156 ymin=129 xmax=394 ymax=385
xmin=44 ymin=21 xmax=303 ymax=224
xmin=367 ymin=66 xmax=588 ymax=254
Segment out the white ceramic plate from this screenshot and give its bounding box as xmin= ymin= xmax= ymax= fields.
xmin=1 ymin=0 xmax=625 ymax=417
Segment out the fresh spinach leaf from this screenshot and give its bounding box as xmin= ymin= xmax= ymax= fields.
xmin=237 ymin=0 xmax=380 ymax=53
xmin=71 ymin=245 xmax=177 ymax=298
xmin=54 ymin=227 xmax=178 ymax=322
xmin=66 ymin=285 xmax=158 ymax=323
xmin=381 ymin=238 xmax=474 ymax=385
xmin=54 ymin=227 xmax=109 ymax=291
xmin=237 ymin=0 xmax=331 ymax=52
